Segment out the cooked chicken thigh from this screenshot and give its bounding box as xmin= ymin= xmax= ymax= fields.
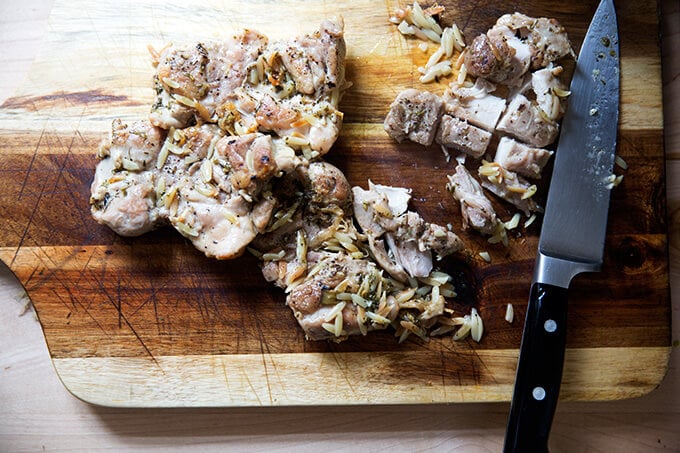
xmin=150 ymin=19 xmax=347 ymax=157
xmin=353 ymin=182 xmax=463 ymax=281
xmin=495 ymin=13 xmax=573 ymax=70
xmin=255 ymin=166 xmax=462 ymax=342
xmin=93 ymin=20 xmax=348 ymax=260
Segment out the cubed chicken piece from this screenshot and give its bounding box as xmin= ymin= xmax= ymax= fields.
xmin=496 ymin=13 xmax=573 ymax=70
xmin=464 ymin=33 xmax=516 ymax=84
xmin=436 ymin=115 xmax=492 ymax=159
xmin=443 ymin=78 xmax=507 ymax=131
xmin=496 ymin=93 xmax=559 ymax=147
xmin=494 ymin=137 xmax=553 ymax=179
xmin=384 ymin=89 xmax=444 ymax=146
xmin=478 ymin=161 xmax=539 ymax=215
xmin=446 ymin=164 xmax=501 ymax=236
xmin=485 ymin=25 xmax=532 ymax=85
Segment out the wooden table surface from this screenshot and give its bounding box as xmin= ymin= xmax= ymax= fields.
xmin=1 ymin=0 xmax=677 ymax=451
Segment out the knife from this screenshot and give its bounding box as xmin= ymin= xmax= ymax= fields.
xmin=503 ymin=0 xmax=620 ymax=451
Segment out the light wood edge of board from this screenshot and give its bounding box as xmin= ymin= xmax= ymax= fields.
xmin=51 ymin=347 xmax=671 ymax=408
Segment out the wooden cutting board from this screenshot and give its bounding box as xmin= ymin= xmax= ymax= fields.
xmin=0 ymin=0 xmax=670 ymax=407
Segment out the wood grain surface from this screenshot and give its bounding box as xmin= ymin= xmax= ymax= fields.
xmin=0 ymin=0 xmax=671 ymax=408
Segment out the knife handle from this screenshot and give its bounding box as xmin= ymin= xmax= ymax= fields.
xmin=503 ymin=282 xmax=569 ymax=453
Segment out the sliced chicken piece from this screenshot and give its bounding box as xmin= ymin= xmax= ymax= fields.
xmin=384 ymin=89 xmax=444 ymax=146
xmin=352 ymin=184 xmax=405 ymax=242
xmin=368 ymin=236 xmax=410 ymax=283
xmin=436 ymin=114 xmax=492 ymax=159
xmin=90 ymin=120 xmax=167 ymax=236
xmin=386 ymin=229 xmax=432 ymax=280
xmin=531 ymin=66 xmax=568 ymax=122
xmin=351 ymin=181 xmax=409 ymax=238
xmin=352 ymin=182 xmax=463 ymax=280
xmin=442 ymin=78 xmax=506 ymax=131
xmin=496 ymin=93 xmax=559 ymax=147
xmin=494 ymin=137 xmax=553 ymax=179
xmin=446 ymin=164 xmax=501 ymax=236
xmin=478 ymin=161 xmax=539 ymax=215
xmin=496 ymin=13 xmax=573 ymax=70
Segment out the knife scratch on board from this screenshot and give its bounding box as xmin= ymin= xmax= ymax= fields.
xmin=329 ymin=349 xmax=359 ymax=397
xmin=242 ymin=368 xmax=264 ymax=406
xmin=219 ymin=357 xmax=233 ymax=403
xmin=258 ymin=322 xmax=291 ymax=402
xmin=99 ymin=273 xmax=162 ymax=367
xmin=10 ymin=133 xmax=48 ymax=270
xmin=460 ymin=0 xmax=483 ymax=31
xmin=254 ymin=314 xmax=275 ymax=405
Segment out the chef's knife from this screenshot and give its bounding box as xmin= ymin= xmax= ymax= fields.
xmin=503 ymin=0 xmax=619 ymax=451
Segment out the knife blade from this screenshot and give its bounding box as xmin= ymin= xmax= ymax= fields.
xmin=503 ymin=0 xmax=620 ymax=451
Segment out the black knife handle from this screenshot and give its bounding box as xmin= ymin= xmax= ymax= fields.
xmin=503 ymin=282 xmax=569 ymax=453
